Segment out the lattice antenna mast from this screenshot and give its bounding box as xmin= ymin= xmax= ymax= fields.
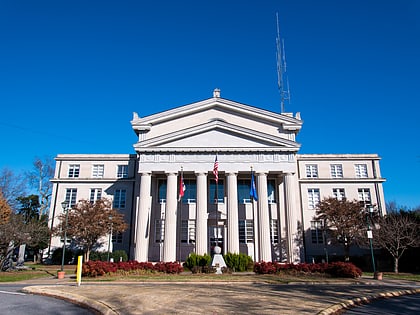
xmin=276 ymin=12 xmax=290 ymax=113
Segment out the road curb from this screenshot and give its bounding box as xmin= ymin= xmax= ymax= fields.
xmin=317 ymin=288 xmax=420 ymax=315
xmin=22 ymin=285 xmax=119 ymax=315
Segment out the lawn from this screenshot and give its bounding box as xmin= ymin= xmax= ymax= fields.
xmin=1 ymin=263 xmax=419 ymax=283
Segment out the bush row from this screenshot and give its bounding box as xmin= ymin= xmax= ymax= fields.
xmin=82 ymin=260 xmax=183 ymax=277
xmin=253 ymin=261 xmax=362 ymax=278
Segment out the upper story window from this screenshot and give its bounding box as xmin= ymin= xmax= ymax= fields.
xmin=355 ymin=164 xmax=368 ymax=178
xmin=65 ymin=188 xmax=77 ymax=207
xmin=358 ymin=188 xmax=371 ymax=203
xmin=68 ymin=164 xmax=80 ymax=178
xmin=92 ymin=164 xmax=104 ymax=178
xmin=308 ymin=188 xmax=320 ymax=210
xmin=180 ymin=179 xmax=196 ymax=203
xmin=270 ymin=219 xmax=279 ymax=244
xmin=209 ymin=179 xmax=224 ymax=204
xmin=113 ymin=189 xmax=126 ymax=209
xmin=237 ymin=179 xmax=252 ymax=203
xmin=158 ymin=179 xmax=167 ymax=203
xmin=330 ymin=164 xmax=343 ymax=178
xmin=267 ymin=180 xmax=276 ymax=203
xmin=90 ymin=188 xmax=102 ymax=203
xmin=117 ymin=165 xmax=128 ymax=178
xmin=306 ymin=164 xmax=318 ymax=178
xmin=333 ymin=188 xmax=345 ymax=200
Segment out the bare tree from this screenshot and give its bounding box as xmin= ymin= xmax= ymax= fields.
xmin=54 ymin=198 xmax=128 ymax=262
xmin=316 ymin=197 xmax=365 ymax=261
xmin=26 ymin=157 xmax=54 ymax=219
xmin=0 ymin=168 xmax=27 ymax=212
xmin=373 ymin=211 xmax=420 ymax=273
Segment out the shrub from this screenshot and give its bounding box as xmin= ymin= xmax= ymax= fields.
xmin=184 ymin=253 xmax=212 ymax=271
xmin=253 ymin=261 xmax=362 ymax=278
xmin=224 ymin=252 xmax=254 ymax=272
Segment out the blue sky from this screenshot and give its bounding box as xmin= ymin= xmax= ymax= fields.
xmin=0 ymin=1 xmax=419 ymax=208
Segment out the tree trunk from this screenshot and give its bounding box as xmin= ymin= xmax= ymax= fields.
xmin=344 ymin=244 xmax=350 ymax=262
xmin=394 ymin=257 xmax=399 ymax=273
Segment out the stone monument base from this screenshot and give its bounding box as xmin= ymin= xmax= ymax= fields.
xmin=211 ymin=246 xmax=226 ymax=274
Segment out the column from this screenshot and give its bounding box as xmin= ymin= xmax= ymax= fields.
xmin=257 ymin=172 xmax=272 ymax=262
xmin=163 ymin=172 xmax=177 ymax=262
xmin=227 ymin=172 xmax=239 ymax=254
xmin=284 ymin=172 xmax=299 ymax=263
xmin=134 ymin=172 xmax=152 ymax=262
xmin=195 ymin=172 xmax=208 ymax=255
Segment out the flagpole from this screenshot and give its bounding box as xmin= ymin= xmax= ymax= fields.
xmin=178 ymin=167 xmax=183 ymax=262
xmin=250 ymin=166 xmax=259 ymax=262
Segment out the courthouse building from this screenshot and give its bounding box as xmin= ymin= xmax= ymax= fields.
xmin=48 ymin=90 xmax=386 ymax=263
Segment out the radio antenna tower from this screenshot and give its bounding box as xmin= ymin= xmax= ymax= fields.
xmin=276 ymin=12 xmax=290 ymax=113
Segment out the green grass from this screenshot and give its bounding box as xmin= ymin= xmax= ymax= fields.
xmin=0 ymin=263 xmax=75 ymax=282
xmin=363 ymin=271 xmax=420 ymax=282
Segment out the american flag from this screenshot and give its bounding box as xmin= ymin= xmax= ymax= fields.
xmin=213 ymin=155 xmax=219 ymax=183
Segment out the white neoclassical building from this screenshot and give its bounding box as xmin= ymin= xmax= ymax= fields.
xmin=48 ymin=90 xmax=386 ymax=263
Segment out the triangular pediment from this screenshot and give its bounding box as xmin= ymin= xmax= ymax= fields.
xmin=132 ymin=96 xmax=302 ymax=153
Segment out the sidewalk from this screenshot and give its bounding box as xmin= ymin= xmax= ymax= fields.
xmin=20 ymin=275 xmax=420 ymax=315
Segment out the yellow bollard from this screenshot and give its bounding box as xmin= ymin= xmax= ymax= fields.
xmin=76 ymin=255 xmax=83 ymax=286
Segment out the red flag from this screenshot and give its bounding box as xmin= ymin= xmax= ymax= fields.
xmin=179 ymin=173 xmax=186 ymax=201
xmin=213 ymin=155 xmax=219 ymax=183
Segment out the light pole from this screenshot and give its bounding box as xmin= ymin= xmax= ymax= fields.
xmin=60 ymin=201 xmax=69 ymax=272
xmin=365 ymin=204 xmax=376 ymax=274
xmin=107 ymin=215 xmax=113 ymax=262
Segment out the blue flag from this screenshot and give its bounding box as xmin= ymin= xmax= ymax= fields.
xmin=250 ymin=171 xmax=258 ymax=201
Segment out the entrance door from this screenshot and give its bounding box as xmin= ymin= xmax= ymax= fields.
xmin=209 ymin=225 xmax=224 ymax=256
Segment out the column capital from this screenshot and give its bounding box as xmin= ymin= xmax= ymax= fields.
xmin=226 ymin=171 xmax=238 ymax=176
xmin=195 ymin=172 xmax=208 ymax=177
xmin=165 ymin=172 xmax=178 ymax=176
xmin=139 ymin=171 xmax=152 ymax=176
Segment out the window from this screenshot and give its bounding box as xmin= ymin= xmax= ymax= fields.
xmin=306 ymin=164 xmax=318 ymax=178
xmin=267 ymin=180 xmax=276 ymax=203
xmin=330 ymin=164 xmax=343 ymax=178
xmin=311 ymin=221 xmax=324 ymax=244
xmin=239 ymin=220 xmax=254 ymax=243
xmin=158 ymin=179 xmax=167 ymax=203
xmin=112 ymin=232 xmax=123 ymax=244
xmin=65 ymin=188 xmax=77 ymax=207
xmin=358 ymin=188 xmax=371 ymax=203
xmin=68 ymin=164 xmax=80 ymax=178
xmin=270 ymin=219 xmax=279 ymax=244
xmin=237 ymin=179 xmax=251 ymax=203
xmin=307 ymin=188 xmax=320 ymax=210
xmin=90 ymin=188 xmax=102 ymax=202
xmin=209 ymin=179 xmax=224 ymax=203
xmin=113 ymin=189 xmax=126 ymax=209
xmin=332 ymin=188 xmax=345 ymax=200
xmin=92 ymin=164 xmax=104 ymax=178
xmin=181 ymin=220 xmax=196 ymax=244
xmin=180 ymin=179 xmax=196 ymax=203
xmin=117 ymin=165 xmax=128 ymax=178
xmin=355 ymin=164 xmax=368 ymax=178
xmin=155 ymin=219 xmax=165 ymax=243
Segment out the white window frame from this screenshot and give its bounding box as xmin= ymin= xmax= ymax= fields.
xmin=155 ymin=219 xmax=165 ymax=243
xmin=306 ymin=164 xmax=318 ymax=178
xmin=355 ymin=164 xmax=368 ymax=178
xmin=270 ymin=219 xmax=279 ymax=244
xmin=117 ymin=165 xmax=128 ymax=178
xmin=358 ymin=188 xmax=371 ymax=203
xmin=310 ymin=221 xmax=324 ymax=244
xmin=90 ymin=188 xmax=102 ymax=202
xmin=332 ymin=188 xmax=345 ymax=200
xmin=68 ymin=164 xmax=80 ymax=178
xmin=181 ymin=220 xmax=196 ymax=244
xmin=92 ymin=164 xmax=104 ymax=178
xmin=65 ymin=188 xmax=77 ymax=207
xmin=307 ymin=188 xmax=320 ymax=210
xmin=330 ymin=164 xmax=343 ymax=178
xmin=239 ymin=220 xmax=254 ymax=244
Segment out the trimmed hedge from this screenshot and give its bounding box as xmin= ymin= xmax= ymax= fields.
xmin=253 ymin=261 xmax=362 ymax=278
xmin=81 ymin=260 xmax=183 ymax=277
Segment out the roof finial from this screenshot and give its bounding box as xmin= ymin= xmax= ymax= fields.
xmin=213 ymin=88 xmax=221 ymax=98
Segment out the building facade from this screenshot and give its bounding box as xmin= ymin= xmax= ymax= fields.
xmin=48 ymin=90 xmax=386 ymax=263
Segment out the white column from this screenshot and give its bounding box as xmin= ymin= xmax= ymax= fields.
xmin=257 ymin=172 xmax=272 ymax=262
xmin=195 ymin=172 xmax=208 ymax=255
xmin=163 ymin=172 xmax=177 ymax=262
xmin=284 ymin=172 xmax=299 ymax=263
xmin=134 ymin=172 xmax=152 ymax=262
xmin=227 ymin=172 xmax=239 ymax=254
